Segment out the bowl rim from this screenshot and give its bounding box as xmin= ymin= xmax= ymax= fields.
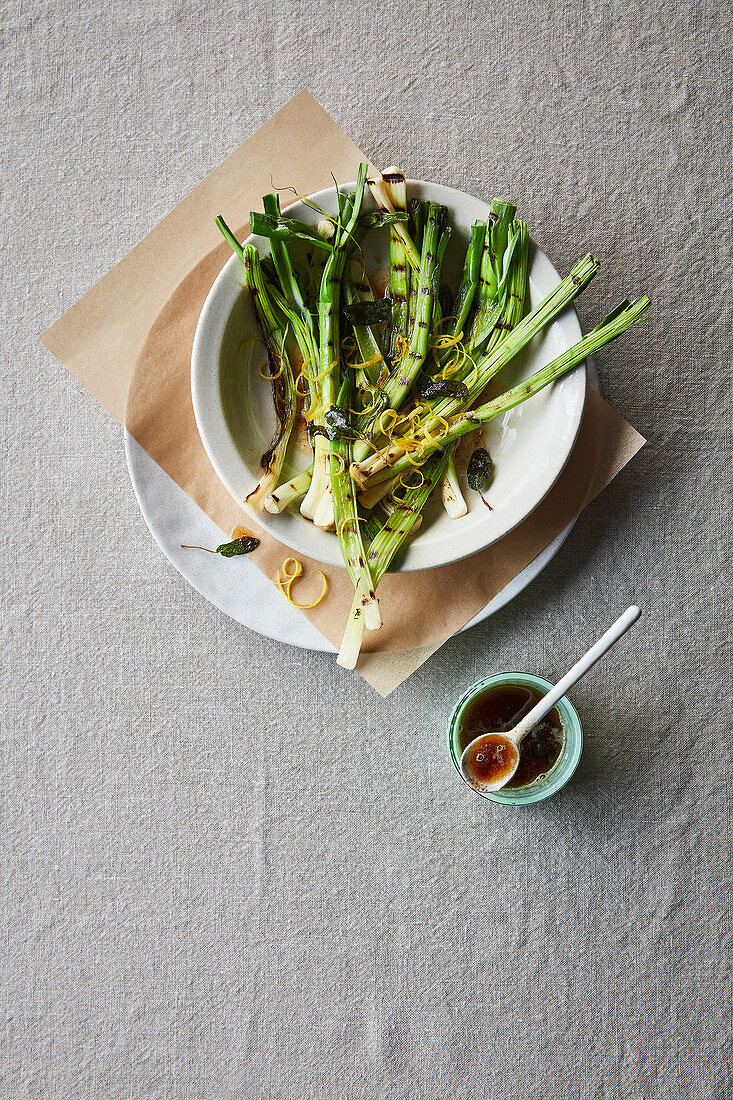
xmin=191 ymin=179 xmax=587 ymax=572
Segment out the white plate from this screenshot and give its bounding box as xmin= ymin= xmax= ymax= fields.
xmin=190 ymin=180 xmax=586 ymax=572
xmin=126 ymin=350 xmax=596 ymax=653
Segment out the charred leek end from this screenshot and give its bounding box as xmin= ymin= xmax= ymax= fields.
xmin=381 ymin=167 xmax=411 ymax=361
xmin=242 ymin=245 xmax=297 ymax=511
xmin=330 ymin=440 xmax=381 ymax=630
xmin=367 ymin=170 xmax=421 ymax=273
xmin=337 ymin=604 xmax=367 ymax=670
xmin=245 ymin=472 xmax=280 ymax=512
xmin=337 ymin=453 xmax=448 ymax=669
xmin=264 ymin=467 xmax=313 ymax=513
xmin=440 ymin=451 xmax=468 ymax=518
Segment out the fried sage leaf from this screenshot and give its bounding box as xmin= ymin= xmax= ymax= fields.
xmin=466 ymin=447 xmax=494 ymax=492
xmin=417 ymin=377 xmax=469 ymax=402
xmin=343 ymin=298 xmax=393 ymax=327
xmin=181 ymin=535 xmax=260 ymax=557
xmin=217 ymin=535 xmax=261 ymax=556
xmin=310 ymin=405 xmax=368 ymax=443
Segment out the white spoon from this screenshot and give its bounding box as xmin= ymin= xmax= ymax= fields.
xmin=460 ymin=605 xmax=641 ymax=794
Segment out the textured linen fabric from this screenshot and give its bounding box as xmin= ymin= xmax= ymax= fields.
xmin=2 ymin=3 xmax=731 ymax=1098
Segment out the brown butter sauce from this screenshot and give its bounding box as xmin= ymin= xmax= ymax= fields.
xmin=457 ymin=684 xmax=564 ymax=790
xmin=462 ymin=733 xmax=519 ymax=788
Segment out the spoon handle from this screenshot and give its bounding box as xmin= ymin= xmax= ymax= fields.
xmin=510 ymin=605 xmax=641 ymax=744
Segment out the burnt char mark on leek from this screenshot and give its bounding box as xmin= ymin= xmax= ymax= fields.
xmin=241 ymin=244 xmax=297 ymax=508
xmin=260 ymin=343 xmax=294 ymax=473
xmin=409 ymin=200 xmax=429 ymax=253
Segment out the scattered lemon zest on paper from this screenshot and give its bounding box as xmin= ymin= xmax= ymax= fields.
xmin=275 ymin=558 xmax=328 ymax=609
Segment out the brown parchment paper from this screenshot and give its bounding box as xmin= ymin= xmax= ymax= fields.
xmin=41 ymin=91 xmax=366 ymax=423
xmin=127 ymin=262 xmax=643 ymax=693
xmin=41 ymin=90 xmax=645 ymax=696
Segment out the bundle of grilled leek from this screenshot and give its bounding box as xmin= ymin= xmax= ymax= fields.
xmin=217 ymin=164 xmax=650 ymax=668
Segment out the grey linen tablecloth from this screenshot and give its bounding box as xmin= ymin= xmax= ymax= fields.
xmin=2 ymin=2 xmax=731 ymax=1097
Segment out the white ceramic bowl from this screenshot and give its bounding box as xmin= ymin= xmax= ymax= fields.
xmin=191 ymin=180 xmax=586 ymax=571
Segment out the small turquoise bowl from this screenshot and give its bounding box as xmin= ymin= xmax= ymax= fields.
xmin=447 ymin=672 xmax=583 ymax=804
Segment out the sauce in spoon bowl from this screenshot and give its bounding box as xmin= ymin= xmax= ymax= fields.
xmin=461 ymin=732 xmax=520 ymax=791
